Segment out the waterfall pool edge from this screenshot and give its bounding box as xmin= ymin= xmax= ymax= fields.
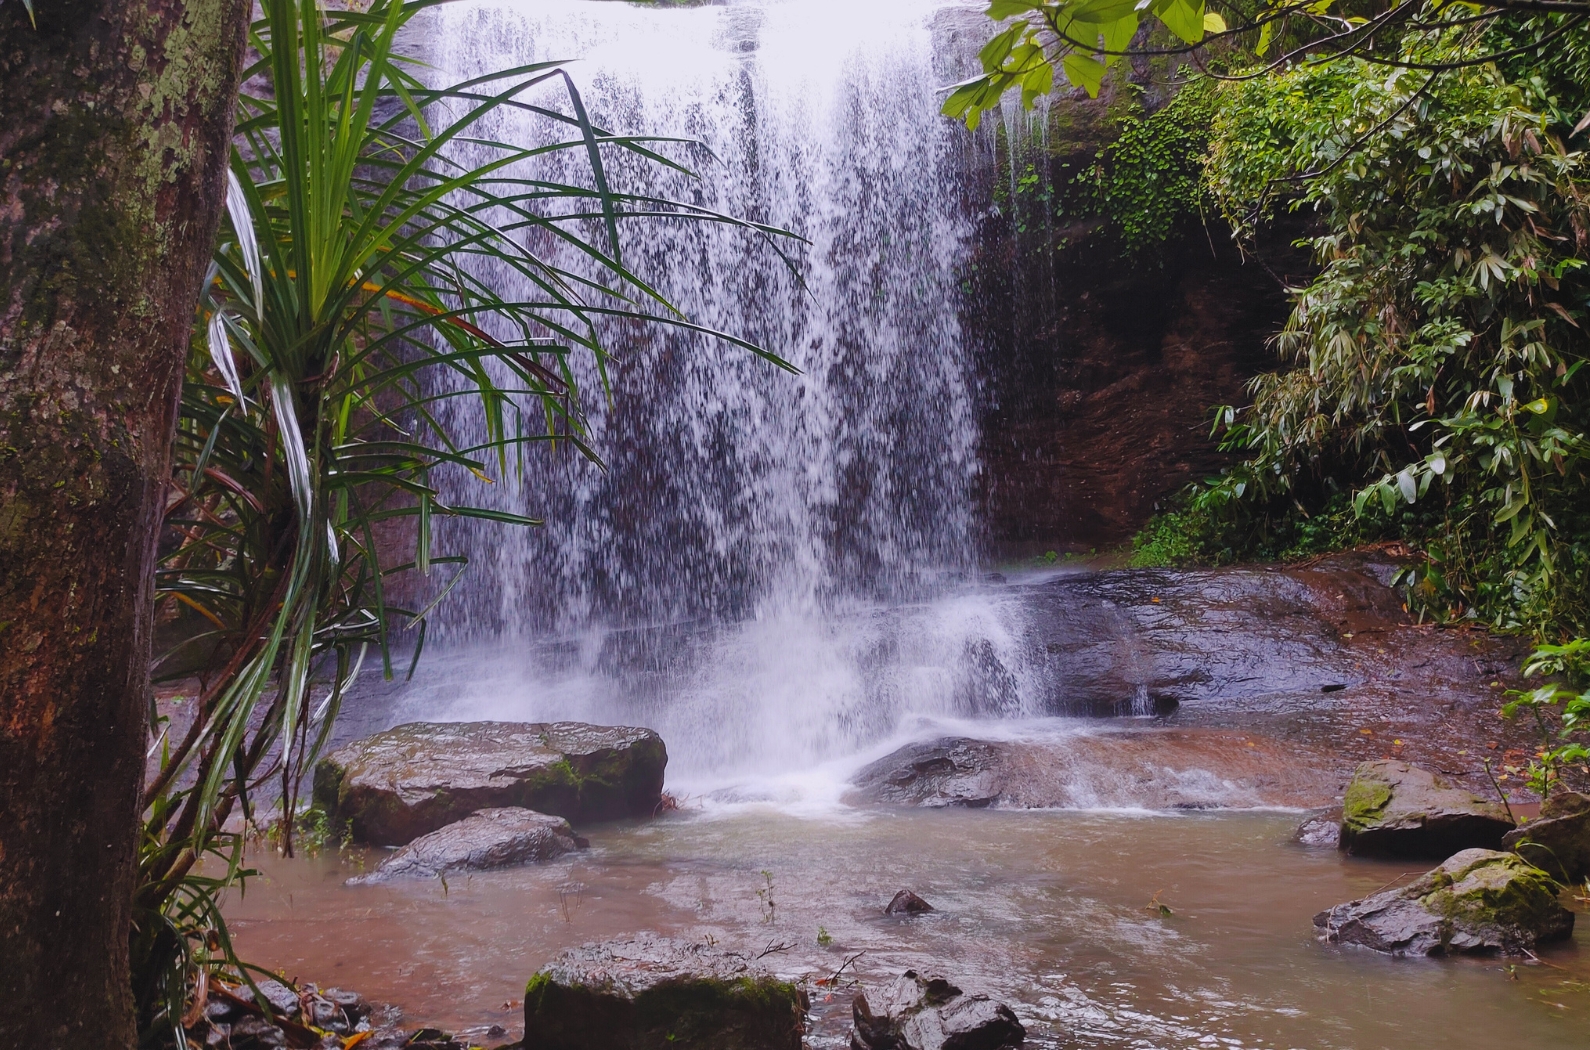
xmin=222 ymin=804 xmax=1590 ymax=1050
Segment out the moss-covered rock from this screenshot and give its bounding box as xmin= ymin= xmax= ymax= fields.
xmin=1502 ymin=790 xmax=1590 ymax=883
xmin=1314 ymin=849 xmax=1574 ymax=956
xmin=313 ymin=721 xmax=667 ymax=846
xmin=523 ymin=935 xmax=807 ymax=1050
xmin=1339 ymin=760 xmax=1513 ymax=858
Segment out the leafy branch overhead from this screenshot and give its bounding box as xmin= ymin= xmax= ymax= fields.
xmin=943 ymin=0 xmax=1590 ymax=125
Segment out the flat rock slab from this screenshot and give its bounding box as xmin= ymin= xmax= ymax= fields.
xmin=851 ymin=970 xmax=1024 ymax=1050
xmin=314 ymin=721 xmax=667 ymax=845
xmin=1340 ymin=760 xmax=1514 ymax=858
xmin=348 ymin=807 xmax=582 ymax=883
xmin=523 ymin=935 xmax=807 ymax=1050
xmin=1503 ymin=790 xmax=1590 ymax=883
xmin=847 ymin=728 xmax=1337 ymax=810
xmin=1314 ymin=848 xmax=1573 ymax=956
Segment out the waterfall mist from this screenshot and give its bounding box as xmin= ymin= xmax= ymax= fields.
xmin=395 ymin=0 xmax=1056 ymax=788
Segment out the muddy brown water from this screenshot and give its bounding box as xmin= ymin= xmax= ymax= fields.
xmin=227 ymin=794 xmax=1590 ymax=1049
xmin=218 ymin=559 xmax=1586 ymax=1047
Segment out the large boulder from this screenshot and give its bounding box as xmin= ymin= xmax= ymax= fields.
xmin=1339 ymin=760 xmax=1514 ymax=858
xmin=1314 ymin=848 xmax=1573 ymax=956
xmin=347 ymin=807 xmax=582 ymax=884
xmin=314 ymin=721 xmax=667 ymax=845
xmin=850 ymin=971 xmax=1024 ymax=1050
xmin=1502 ymin=790 xmax=1590 ymax=883
xmin=522 ymin=935 xmax=807 ymax=1050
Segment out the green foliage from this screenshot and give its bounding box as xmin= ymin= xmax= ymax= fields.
xmin=1037 ymin=78 xmax=1216 ymax=260
xmin=1196 ymin=23 xmax=1590 ymax=634
xmin=1130 ymin=491 xmax=1398 ymax=567
xmin=1093 ymin=82 xmax=1215 ymax=255
xmin=1129 ymin=509 xmax=1210 ymax=567
xmin=944 ymin=0 xmax=1225 ymax=124
xmin=1503 ymin=638 xmax=1590 ymax=798
xmin=133 ymin=1 xmax=784 ymax=1043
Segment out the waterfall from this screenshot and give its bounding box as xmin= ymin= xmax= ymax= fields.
xmin=399 ymin=0 xmax=1046 ymax=788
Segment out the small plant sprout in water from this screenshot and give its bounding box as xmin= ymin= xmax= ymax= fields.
xmin=558 ymin=881 xmax=586 ymax=924
xmin=756 ymin=870 xmax=777 ymax=924
xmin=1147 ymin=890 xmax=1173 ymax=918
xmin=817 ymin=926 xmax=833 ymax=948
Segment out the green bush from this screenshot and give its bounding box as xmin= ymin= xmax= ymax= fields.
xmin=1193 ymin=21 xmax=1590 ymax=635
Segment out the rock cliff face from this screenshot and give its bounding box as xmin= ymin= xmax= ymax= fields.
xmin=960 ymin=79 xmax=1305 ymax=552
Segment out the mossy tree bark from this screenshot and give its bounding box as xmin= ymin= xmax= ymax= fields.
xmin=0 ymin=2 xmax=247 ymax=1046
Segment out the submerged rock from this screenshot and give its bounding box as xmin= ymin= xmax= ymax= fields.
xmin=348 ymin=807 xmax=582 ymax=883
xmin=314 ymin=721 xmax=667 ymax=845
xmin=1295 ymin=813 xmax=1341 ymax=849
xmin=850 ymin=970 xmax=1024 ymax=1050
xmin=523 ymin=934 xmax=808 ymax=1050
xmin=886 ymin=890 xmax=936 ymax=915
xmin=1502 ymin=790 xmax=1590 ymax=883
xmin=1313 ymin=848 xmax=1573 ymax=956
xmin=1339 ymin=760 xmax=1514 ymax=858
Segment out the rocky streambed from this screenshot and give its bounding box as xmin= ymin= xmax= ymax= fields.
xmin=215 ymin=556 xmax=1590 ymax=1049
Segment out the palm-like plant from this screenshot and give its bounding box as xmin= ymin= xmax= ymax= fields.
xmin=133 ymin=1 xmax=790 ymax=1042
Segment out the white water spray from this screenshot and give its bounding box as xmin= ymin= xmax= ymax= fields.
xmin=404 ymin=0 xmax=1051 ymax=788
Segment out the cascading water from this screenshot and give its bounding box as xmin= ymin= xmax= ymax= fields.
xmin=381 ymin=0 xmax=1063 ymax=788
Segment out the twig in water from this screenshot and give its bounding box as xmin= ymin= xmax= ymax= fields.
xmin=1366 ymin=871 xmax=1427 ymax=896
xmin=818 ymin=949 xmax=866 ymax=987
xmin=757 ymin=940 xmax=797 ymax=960
xmin=1482 ymin=757 xmax=1518 ymax=824
xmin=1522 ymin=948 xmax=1573 ymax=972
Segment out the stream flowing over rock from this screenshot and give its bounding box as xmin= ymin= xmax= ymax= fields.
xmin=313 ymin=721 xmax=666 ymax=845
xmin=846 ymin=729 xmax=1337 ymax=810
xmin=1313 ymin=849 xmax=1573 ymax=956
xmin=522 ymin=935 xmax=807 ymax=1050
xmin=850 ymin=970 xmax=1025 ymax=1050
xmin=1339 ymin=760 xmax=1514 ymax=858
xmin=1502 ymin=790 xmax=1590 ymax=883
xmin=348 ymin=807 xmax=582 ymax=883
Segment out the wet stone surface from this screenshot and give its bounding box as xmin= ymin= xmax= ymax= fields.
xmin=847 ymin=729 xmax=1341 ymax=810
xmin=1314 ymin=848 xmax=1575 ymax=956
xmin=313 ymin=721 xmax=667 ymax=845
xmin=1339 ymin=760 xmax=1515 ymax=858
xmin=850 ymin=970 xmax=1025 ymax=1050
xmin=348 ymin=807 xmax=584 ymax=884
xmin=523 ymin=934 xmax=808 ymax=1050
xmin=1503 ymin=791 xmax=1590 ymax=884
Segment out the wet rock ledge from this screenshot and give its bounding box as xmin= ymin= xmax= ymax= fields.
xmin=314 ymin=721 xmax=666 ymax=846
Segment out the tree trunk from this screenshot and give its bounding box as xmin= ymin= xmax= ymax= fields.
xmin=0 ymin=2 xmax=247 ymax=1046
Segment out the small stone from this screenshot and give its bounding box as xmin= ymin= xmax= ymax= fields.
xmin=240 ymin=978 xmax=300 ymax=1021
xmin=308 ymin=995 xmax=346 ymax=1031
xmin=1339 ymin=760 xmax=1514 ymax=858
xmin=322 ymin=987 xmax=372 ymax=1023
xmin=1314 ymin=848 xmax=1574 ymax=956
xmin=229 ymin=1015 xmax=288 ymax=1050
xmin=885 ymin=890 xmax=935 ymax=915
xmin=1295 ymin=814 xmax=1341 ymax=849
